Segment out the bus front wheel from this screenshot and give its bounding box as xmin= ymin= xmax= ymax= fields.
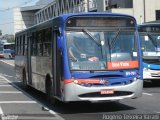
xmin=45 ymin=77 xmax=59 ymax=106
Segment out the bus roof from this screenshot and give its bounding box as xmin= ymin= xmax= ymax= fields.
xmin=138 ymin=23 xmax=160 ymax=33
xmin=59 ymin=12 xmax=136 ymax=20
xmin=139 ymin=23 xmax=160 ymax=27
xmin=16 ymin=12 xmax=137 ymax=35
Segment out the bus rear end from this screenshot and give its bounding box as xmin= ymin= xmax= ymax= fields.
xmin=3 ymin=43 xmax=15 ymax=59
xmin=61 ymin=13 xmax=143 ymax=102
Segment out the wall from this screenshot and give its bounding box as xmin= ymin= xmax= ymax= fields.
xmin=133 ymin=0 xmax=144 ymax=24
xmin=108 ymin=0 xmax=160 ymax=24
xmin=108 ymin=8 xmax=133 ymax=16
xmin=13 ymin=8 xmax=36 ymax=34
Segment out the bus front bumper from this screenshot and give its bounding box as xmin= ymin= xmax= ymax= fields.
xmin=63 ymin=79 xmax=143 ymax=102
xmin=143 ymin=69 xmax=160 ymax=80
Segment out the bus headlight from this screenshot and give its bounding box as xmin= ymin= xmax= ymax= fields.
xmin=133 ymin=77 xmax=138 ymax=81
xmin=74 ymin=80 xmax=79 ymax=84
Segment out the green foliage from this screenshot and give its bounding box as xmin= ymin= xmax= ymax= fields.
xmin=0 ymin=30 xmax=2 ymax=36
xmin=3 ymin=34 xmax=15 ymax=43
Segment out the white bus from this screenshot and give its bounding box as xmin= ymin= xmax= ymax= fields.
xmin=3 ymin=43 xmax=15 ymax=59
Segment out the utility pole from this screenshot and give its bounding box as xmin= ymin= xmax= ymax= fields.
xmin=83 ymin=0 xmax=89 ymax=12
xmin=143 ymin=0 xmax=146 ymax=22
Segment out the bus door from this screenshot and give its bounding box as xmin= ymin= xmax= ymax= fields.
xmin=53 ymin=30 xmax=62 ymax=97
xmin=27 ymin=35 xmax=32 ymax=85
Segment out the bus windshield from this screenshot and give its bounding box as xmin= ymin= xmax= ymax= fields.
xmin=4 ymin=44 xmax=15 ymax=50
xmin=140 ymin=33 xmax=160 ymax=57
xmin=66 ymin=30 xmax=138 ymax=71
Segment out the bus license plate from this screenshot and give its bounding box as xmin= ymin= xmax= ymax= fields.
xmin=100 ymin=89 xmax=114 ymax=94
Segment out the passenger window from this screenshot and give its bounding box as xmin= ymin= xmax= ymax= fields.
xmin=43 ymin=28 xmax=51 ymax=56
xmin=37 ymin=31 xmax=43 ymax=56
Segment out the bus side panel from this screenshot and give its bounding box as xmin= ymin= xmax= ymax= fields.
xmin=31 ymin=56 xmax=52 ymax=93
xmin=15 ymin=56 xmax=27 ymax=81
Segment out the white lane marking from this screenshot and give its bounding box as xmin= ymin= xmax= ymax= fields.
xmin=0 ymin=91 xmax=22 ymax=93
xmin=0 ymin=60 xmax=14 ymax=67
xmin=0 ymin=76 xmax=12 ymax=84
xmin=0 ymin=76 xmax=64 ymax=120
xmin=0 ymin=73 xmax=15 ymax=78
xmin=0 ymin=101 xmax=37 ymax=104
xmin=143 ymin=92 xmax=153 ymax=96
xmin=0 ymin=106 xmax=4 ymax=115
xmin=0 ymin=106 xmax=4 ymax=120
xmin=19 ymin=116 xmax=58 ymax=120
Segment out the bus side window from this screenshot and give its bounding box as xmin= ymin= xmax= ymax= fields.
xmin=22 ymin=35 xmax=25 ymax=55
xmin=19 ymin=36 xmax=22 ymax=55
xmin=24 ymin=34 xmax=27 ymax=56
xmin=31 ymin=32 xmax=37 ymax=56
xmin=37 ymin=31 xmax=43 ymax=56
xmin=43 ymin=28 xmax=51 ymax=56
xmin=15 ymin=37 xmax=18 ymax=55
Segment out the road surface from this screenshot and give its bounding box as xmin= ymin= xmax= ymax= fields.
xmin=0 ymin=59 xmax=160 ymax=120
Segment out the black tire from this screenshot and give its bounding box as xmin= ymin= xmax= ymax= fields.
xmin=22 ymin=70 xmax=29 ymax=91
xmin=45 ymin=78 xmax=59 ymax=106
xmin=46 ymin=79 xmax=52 ymax=102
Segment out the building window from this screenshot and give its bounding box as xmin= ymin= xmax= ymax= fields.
xmin=156 ymin=10 xmax=160 ymax=20
xmin=31 ymin=32 xmax=37 ymax=56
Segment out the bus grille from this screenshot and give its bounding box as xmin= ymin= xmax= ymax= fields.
xmin=78 ymin=91 xmax=133 ymax=98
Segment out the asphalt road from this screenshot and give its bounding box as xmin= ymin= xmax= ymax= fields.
xmin=0 ymin=59 xmax=160 ymax=120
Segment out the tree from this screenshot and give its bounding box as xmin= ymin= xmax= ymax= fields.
xmin=3 ymin=34 xmax=15 ymax=43
xmin=0 ymin=30 xmax=2 ymax=36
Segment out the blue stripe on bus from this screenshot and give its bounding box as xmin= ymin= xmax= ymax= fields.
xmin=3 ymin=50 xmax=15 ymax=53
xmin=143 ymin=62 xmax=160 ymax=70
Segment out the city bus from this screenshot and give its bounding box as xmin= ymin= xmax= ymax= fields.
xmin=138 ymin=23 xmax=160 ymax=83
xmin=15 ymin=12 xmax=143 ymax=104
xmin=3 ymin=43 xmax=15 ymax=59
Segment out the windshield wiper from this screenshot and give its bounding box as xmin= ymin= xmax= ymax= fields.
xmin=147 ymin=33 xmax=158 ymax=47
xmin=82 ymin=29 xmax=103 ymax=58
xmin=110 ymin=29 xmax=121 ymax=49
xmin=82 ymin=29 xmax=101 ymax=46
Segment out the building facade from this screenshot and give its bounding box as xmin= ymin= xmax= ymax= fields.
xmin=106 ymin=0 xmax=160 ymax=24
xmin=13 ymin=0 xmax=160 ymax=34
xmin=13 ymin=0 xmax=54 ymax=34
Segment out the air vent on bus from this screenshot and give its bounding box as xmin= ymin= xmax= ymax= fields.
xmin=78 ymin=91 xmax=133 ymax=98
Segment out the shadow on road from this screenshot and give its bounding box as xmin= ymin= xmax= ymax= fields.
xmin=143 ymin=80 xmax=160 ymax=88
xmin=13 ymin=81 xmax=135 ymax=115
xmin=51 ymin=101 xmax=135 ymax=114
